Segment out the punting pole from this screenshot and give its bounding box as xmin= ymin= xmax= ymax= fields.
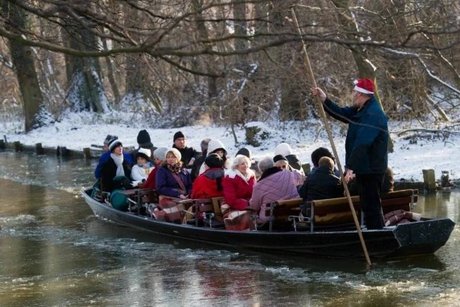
xmin=291 ymin=7 xmax=372 ymax=266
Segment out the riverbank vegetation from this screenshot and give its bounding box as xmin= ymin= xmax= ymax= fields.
xmin=0 ymin=0 xmax=459 ymax=133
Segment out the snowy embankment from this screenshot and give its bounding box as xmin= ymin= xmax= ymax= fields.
xmin=1 ymin=111 xmax=459 ymax=182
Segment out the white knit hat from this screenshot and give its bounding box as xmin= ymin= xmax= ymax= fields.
xmin=166 ymin=148 xmax=182 ymax=161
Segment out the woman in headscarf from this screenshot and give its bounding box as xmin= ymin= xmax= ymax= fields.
xmin=155 ymin=148 xmax=192 ymax=199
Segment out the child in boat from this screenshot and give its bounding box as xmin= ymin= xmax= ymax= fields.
xmin=131 ymin=148 xmax=154 ymax=186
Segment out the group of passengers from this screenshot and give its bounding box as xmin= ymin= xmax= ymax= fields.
xmin=95 ymin=129 xmax=393 ymax=229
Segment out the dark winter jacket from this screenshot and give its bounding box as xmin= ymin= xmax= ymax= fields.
xmin=155 ymin=165 xmax=192 ymax=198
xmin=173 ymin=145 xmax=198 ymax=168
xmin=299 ymin=165 xmax=343 ymax=201
xmin=323 ymin=96 xmax=388 ymax=175
xmin=191 ymin=152 xmax=205 ymax=181
xmin=95 ymin=151 xmax=133 ymax=179
xmin=100 ymin=157 xmax=132 ymax=192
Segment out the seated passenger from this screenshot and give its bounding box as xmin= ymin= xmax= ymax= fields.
xmin=198 ymin=139 xmax=229 ymax=175
xmin=382 ymin=167 xmax=395 ymax=193
xmin=131 ymin=148 xmax=154 ymax=186
xmin=274 ymin=142 xmax=305 ymax=175
xmin=310 ymin=147 xmax=339 ymax=176
xmin=249 ymin=157 xmax=302 ymax=223
xmin=191 ymin=153 xmax=225 ymax=199
xmin=222 ymin=154 xmax=256 ymax=210
xmin=173 ymin=131 xmax=199 ymax=170
xmin=273 ymin=154 xmax=290 ymax=170
xmin=143 ymin=147 xmax=168 ymax=190
xmin=236 ymin=147 xmax=259 ymax=177
xmin=130 ymin=129 xmax=156 ymax=161
xmin=100 ymin=138 xmax=132 ymax=192
xmin=156 ymin=148 xmax=192 ymax=199
xmin=94 ymin=135 xmax=133 ymax=179
xmin=298 ymin=156 xmax=343 ymax=201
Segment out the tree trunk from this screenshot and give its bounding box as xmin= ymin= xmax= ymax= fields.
xmin=102 ymin=38 xmax=121 ymax=104
xmin=192 ymin=0 xmax=218 ymax=99
xmin=271 ymin=3 xmax=306 ymax=121
xmin=61 ymin=11 xmax=108 ymax=112
xmin=124 ymin=1 xmax=143 ymax=96
xmin=2 ymin=1 xmax=45 ymax=132
xmin=330 ymin=0 xmax=376 ymax=79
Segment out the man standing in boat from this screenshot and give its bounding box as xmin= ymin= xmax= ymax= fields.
xmin=312 ymin=79 xmax=388 ymax=229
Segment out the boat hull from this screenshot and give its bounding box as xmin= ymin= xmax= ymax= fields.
xmin=82 ymin=189 xmax=455 ymax=259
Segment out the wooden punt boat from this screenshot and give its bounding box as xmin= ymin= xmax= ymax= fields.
xmin=81 ymin=188 xmax=455 ymax=259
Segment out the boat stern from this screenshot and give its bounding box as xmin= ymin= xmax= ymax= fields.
xmin=392 ymin=218 xmax=455 ymax=256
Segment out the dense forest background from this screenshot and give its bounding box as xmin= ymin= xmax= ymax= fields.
xmin=0 ymin=0 xmax=459 ymax=132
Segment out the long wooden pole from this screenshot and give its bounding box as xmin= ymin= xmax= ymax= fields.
xmin=291 ymin=8 xmax=372 ymax=266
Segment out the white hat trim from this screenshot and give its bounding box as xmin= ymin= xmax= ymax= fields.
xmin=353 ymin=85 xmax=374 ymax=95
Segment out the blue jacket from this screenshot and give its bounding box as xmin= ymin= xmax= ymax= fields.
xmin=323 ymin=96 xmax=388 ymax=175
xmin=155 ymin=166 xmax=192 ymax=197
xmin=94 ymin=151 xmax=134 ymax=179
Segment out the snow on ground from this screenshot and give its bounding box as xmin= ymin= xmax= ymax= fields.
xmin=1 ymin=111 xmax=459 ymax=181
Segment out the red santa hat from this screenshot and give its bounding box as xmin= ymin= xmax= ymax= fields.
xmin=353 ymin=78 xmax=374 ymax=95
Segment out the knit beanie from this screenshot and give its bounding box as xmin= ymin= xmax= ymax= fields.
xmin=137 ymin=130 xmax=153 ymax=148
xmin=311 ymin=147 xmax=334 ymax=167
xmin=104 ymin=134 xmax=118 ymax=145
xmin=108 ymin=138 xmax=122 ymax=152
xmin=273 ymin=154 xmax=287 ymax=163
xmin=166 ymin=148 xmax=182 ymax=161
xmin=136 ymin=147 xmax=151 ymax=161
xmin=153 ymin=147 xmax=169 ymax=161
xmin=236 ymin=147 xmax=251 ymax=159
xmin=173 ymin=131 xmax=185 ymax=142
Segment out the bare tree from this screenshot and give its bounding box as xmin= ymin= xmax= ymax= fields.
xmin=0 ymin=0 xmax=458 ymax=130
xmin=1 ymin=0 xmax=45 ymax=131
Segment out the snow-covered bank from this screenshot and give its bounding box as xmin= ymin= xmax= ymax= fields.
xmin=1 ymin=111 xmax=459 ymax=182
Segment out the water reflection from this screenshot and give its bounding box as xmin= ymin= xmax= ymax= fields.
xmin=0 ymin=151 xmax=459 ymax=306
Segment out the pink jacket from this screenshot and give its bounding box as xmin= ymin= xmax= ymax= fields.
xmin=249 ymin=170 xmax=302 ymax=222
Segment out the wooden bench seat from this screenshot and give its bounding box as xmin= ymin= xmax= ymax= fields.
xmin=312 ymin=189 xmax=418 ymax=225
xmin=268 ymin=189 xmax=418 ymax=231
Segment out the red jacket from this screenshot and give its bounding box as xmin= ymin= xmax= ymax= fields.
xmin=143 ymin=167 xmax=159 ymax=190
xmin=191 ymin=168 xmax=225 ymax=199
xmin=222 ymin=170 xmax=256 ymax=210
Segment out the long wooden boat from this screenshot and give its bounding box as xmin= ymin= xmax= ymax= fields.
xmin=81 ymin=188 xmax=455 ymax=259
